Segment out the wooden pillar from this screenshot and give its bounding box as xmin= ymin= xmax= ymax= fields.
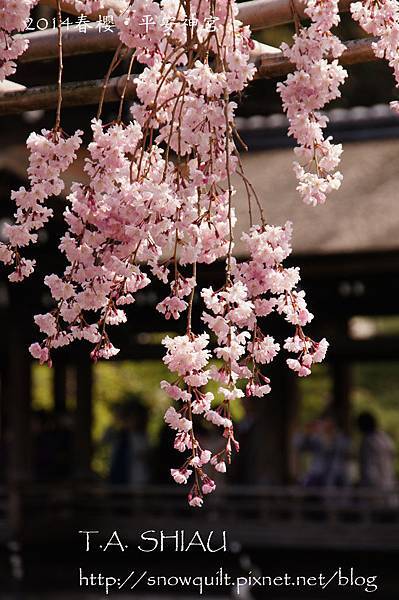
xmin=7 ymin=321 xmax=32 ymax=484
xmin=328 ymin=317 xmax=352 ymax=434
xmin=254 ymin=360 xmax=300 ymax=484
xmin=332 ymin=361 xmax=352 ymax=434
xmin=53 ymin=360 xmax=67 ymax=414
xmin=0 ymin=363 xmax=6 ymax=483
xmin=5 ymin=315 xmax=32 ymax=537
xmin=74 ymin=355 xmax=93 ymax=479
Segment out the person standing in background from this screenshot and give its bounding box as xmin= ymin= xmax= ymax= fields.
xmin=357 ymin=411 xmax=396 ymax=491
xmin=107 ymin=400 xmax=150 ymax=485
xmin=294 ymin=412 xmax=351 ymax=488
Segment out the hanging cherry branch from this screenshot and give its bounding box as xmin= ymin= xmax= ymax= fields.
xmin=277 ymin=0 xmax=347 ymax=205
xmin=1 ymin=0 xmax=399 ymax=506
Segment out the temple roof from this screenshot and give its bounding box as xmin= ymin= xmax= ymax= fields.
xmin=1 ymin=134 xmax=399 ymax=258
xmin=234 ymin=137 xmax=399 ymax=256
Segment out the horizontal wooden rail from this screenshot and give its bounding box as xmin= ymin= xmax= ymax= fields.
xmin=18 ymin=26 xmax=279 ymax=63
xmin=19 ymin=25 xmax=120 ymax=63
xmin=41 ymin=0 xmax=355 ymax=30
xmin=0 ymin=76 xmax=134 ymax=115
xmin=4 ymin=483 xmax=399 ymax=550
xmin=41 ymin=0 xmax=126 ymax=19
xmin=257 ymin=37 xmax=377 ymax=78
xmin=0 ymin=37 xmax=378 ymax=116
xmin=239 ymin=0 xmax=353 ymax=30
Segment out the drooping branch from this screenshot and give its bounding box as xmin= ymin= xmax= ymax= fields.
xmin=0 ymin=38 xmax=378 ymax=116
xmin=40 ymin=0 xmax=354 ymax=30
xmin=0 ymin=0 xmax=375 ymax=506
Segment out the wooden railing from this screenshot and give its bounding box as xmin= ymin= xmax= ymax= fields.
xmin=2 ymin=484 xmax=398 ymax=550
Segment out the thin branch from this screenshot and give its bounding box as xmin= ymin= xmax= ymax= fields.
xmin=117 ymin=51 xmax=135 ymax=122
xmin=96 ymin=40 xmax=124 ymax=119
xmin=55 ymin=0 xmax=63 ymax=131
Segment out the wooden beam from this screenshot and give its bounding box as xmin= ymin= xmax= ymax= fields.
xmin=23 ymin=1 xmax=356 ymax=66
xmin=18 ymin=26 xmax=279 ymax=64
xmin=257 ymin=37 xmax=378 ymax=79
xmin=239 ymin=0 xmax=353 ymax=30
xmin=53 ymin=361 xmax=67 ymax=414
xmin=41 ymin=0 xmax=354 ymax=30
xmin=19 ymin=25 xmax=120 ymax=63
xmin=0 ymin=38 xmax=378 ymax=116
xmin=40 ymin=0 xmax=127 ymax=19
xmin=0 ymin=80 xmax=26 ymax=93
xmin=332 ymin=360 xmax=352 ymax=434
xmin=0 ymin=75 xmax=135 ymax=115
xmin=74 ymin=355 xmax=93 ymax=480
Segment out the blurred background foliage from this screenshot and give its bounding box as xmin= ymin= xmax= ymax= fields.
xmin=32 ymin=357 xmax=245 ymax=477
xmin=299 ymin=361 xmax=399 ymax=473
xmin=32 ymin=354 xmax=399 ymax=478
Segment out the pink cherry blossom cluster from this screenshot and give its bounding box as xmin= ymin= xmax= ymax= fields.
xmin=128 ymin=0 xmax=259 ymax=506
xmin=0 ymin=129 xmax=82 ymax=282
xmin=0 ymin=0 xmax=38 ymax=82
xmin=162 ymin=222 xmax=328 ymax=506
xmin=351 ymin=1 xmax=399 ymax=115
xmin=277 ymin=0 xmax=347 ymax=206
xmin=235 ymin=222 xmax=328 ymax=378
xmin=29 ymin=117 xmax=157 ymax=364
xmin=65 ymin=0 xmax=104 ymax=14
xmin=113 ymin=0 xmax=164 ymax=65
xmin=1 ymin=0 xmax=330 ymax=506
xmin=161 ymin=331 xmax=233 ymax=506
